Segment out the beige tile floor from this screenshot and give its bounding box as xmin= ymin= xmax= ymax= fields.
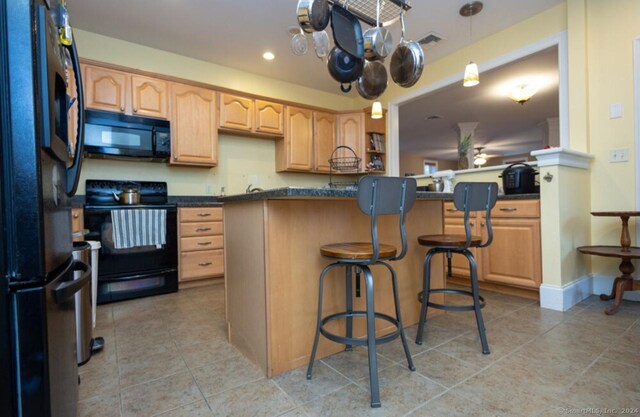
xmin=78 ymin=284 xmax=640 ymax=417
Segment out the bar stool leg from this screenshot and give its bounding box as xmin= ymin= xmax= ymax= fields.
xmin=464 ymin=251 xmax=490 ymax=355
xmin=381 ymin=261 xmax=415 ymax=371
xmin=345 ymin=265 xmax=353 ymax=352
xmin=415 ymin=250 xmax=435 ymax=345
xmin=307 ymin=263 xmax=336 ymax=379
xmin=362 ymin=266 xmax=381 ymax=408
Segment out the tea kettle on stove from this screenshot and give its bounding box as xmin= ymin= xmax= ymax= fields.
xmin=113 ymin=186 xmax=140 ymax=205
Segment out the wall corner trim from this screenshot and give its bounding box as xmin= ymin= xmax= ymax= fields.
xmin=531 ymin=147 xmax=593 ymax=169
xmin=539 ymin=274 xmax=592 ymax=311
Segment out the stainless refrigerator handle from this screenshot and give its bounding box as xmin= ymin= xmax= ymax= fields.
xmin=65 ymin=32 xmax=85 ymax=196
xmin=52 ymin=261 xmax=91 ymax=305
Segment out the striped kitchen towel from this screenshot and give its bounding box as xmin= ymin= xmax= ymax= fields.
xmin=111 ymin=209 xmax=167 ymax=249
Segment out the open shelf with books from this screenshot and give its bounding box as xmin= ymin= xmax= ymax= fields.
xmin=364 ymin=108 xmax=386 ymax=174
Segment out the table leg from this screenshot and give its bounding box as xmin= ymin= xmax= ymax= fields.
xmin=602 ymin=257 xmax=634 ymax=315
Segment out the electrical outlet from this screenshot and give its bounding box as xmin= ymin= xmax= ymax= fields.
xmin=248 ymin=174 xmax=259 ymax=185
xmin=205 ymin=184 xmax=213 ymax=194
xmin=610 ymin=148 xmax=629 ymax=163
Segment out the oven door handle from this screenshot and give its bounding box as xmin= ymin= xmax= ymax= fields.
xmin=52 ymin=261 xmax=91 ymax=305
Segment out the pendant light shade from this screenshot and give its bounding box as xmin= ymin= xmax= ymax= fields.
xmin=371 ymin=101 xmax=383 ymax=119
xmin=463 ymin=61 xmax=479 ymax=87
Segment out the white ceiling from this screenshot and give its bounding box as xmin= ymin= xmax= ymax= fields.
xmin=66 ymin=0 xmax=564 ymax=96
xmin=399 ymin=46 xmax=559 ymax=161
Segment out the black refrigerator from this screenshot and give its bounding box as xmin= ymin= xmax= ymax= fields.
xmin=0 ymin=0 xmax=88 ymax=416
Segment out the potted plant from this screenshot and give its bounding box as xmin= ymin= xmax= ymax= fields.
xmin=458 ymin=134 xmax=471 ymax=170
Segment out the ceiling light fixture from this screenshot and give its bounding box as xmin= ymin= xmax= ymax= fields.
xmin=262 ymin=51 xmax=275 ymax=61
xmin=371 ymin=101 xmax=383 ymax=119
xmin=473 ymin=147 xmax=487 ymax=166
xmin=508 ymin=84 xmax=538 ymax=105
xmin=460 ymin=2 xmax=483 ymax=87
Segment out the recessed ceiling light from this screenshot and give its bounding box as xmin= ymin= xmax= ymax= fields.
xmin=262 ymin=51 xmax=275 ymax=61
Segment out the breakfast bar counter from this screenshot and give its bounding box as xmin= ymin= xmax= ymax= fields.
xmin=219 ymin=187 xmax=447 ymax=377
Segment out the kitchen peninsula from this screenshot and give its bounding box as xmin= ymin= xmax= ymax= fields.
xmin=219 ymin=187 xmax=447 ymax=377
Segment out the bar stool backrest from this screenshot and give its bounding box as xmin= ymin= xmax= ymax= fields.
xmin=357 ymin=176 xmax=417 ymax=263
xmin=453 ymin=182 xmax=499 ymax=249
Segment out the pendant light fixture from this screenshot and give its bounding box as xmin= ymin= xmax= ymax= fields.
xmin=371 ymin=101 xmax=383 ymax=119
xmin=460 ymin=2 xmax=483 ymax=87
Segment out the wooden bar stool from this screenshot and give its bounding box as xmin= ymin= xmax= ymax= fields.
xmin=415 ymin=182 xmax=498 ymax=354
xmin=306 ymin=176 xmax=417 ymax=408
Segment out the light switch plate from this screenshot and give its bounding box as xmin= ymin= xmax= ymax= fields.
xmin=610 ymin=103 xmax=623 ymax=119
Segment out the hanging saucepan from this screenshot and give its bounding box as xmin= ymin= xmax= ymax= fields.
xmin=330 ymin=2 xmax=364 ymax=58
xmin=356 ymin=61 xmax=388 ymax=99
xmin=297 ymin=0 xmax=330 ymax=33
xmin=390 ymin=10 xmax=424 ymax=88
xmin=363 ymin=0 xmax=393 ymax=61
xmin=327 ymin=46 xmax=364 ymax=93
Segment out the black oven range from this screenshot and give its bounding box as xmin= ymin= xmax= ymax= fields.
xmin=84 ymin=180 xmax=178 ymax=303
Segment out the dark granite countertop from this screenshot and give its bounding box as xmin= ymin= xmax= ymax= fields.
xmin=218 ymin=187 xmax=540 ymax=202
xmin=168 ymin=196 xmax=222 ymax=207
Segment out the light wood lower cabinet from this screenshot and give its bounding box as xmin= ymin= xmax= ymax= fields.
xmin=443 ymin=199 xmax=541 ymax=290
xmin=71 ymin=208 xmax=84 ymax=242
xmin=178 ymin=207 xmax=224 ymax=288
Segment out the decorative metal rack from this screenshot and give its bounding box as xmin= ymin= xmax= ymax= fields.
xmin=328 ymin=0 xmax=411 ymax=27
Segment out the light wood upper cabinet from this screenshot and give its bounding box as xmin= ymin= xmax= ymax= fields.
xmin=219 ymin=93 xmax=253 ymax=132
xmin=255 ymin=100 xmax=284 ymax=135
xmin=219 ymin=94 xmax=284 ymax=137
xmin=131 ymin=75 xmax=169 ymax=119
xmin=170 ymin=83 xmax=218 ymax=166
xmin=83 ymin=65 xmax=128 ymax=113
xmin=336 ymin=112 xmax=365 ymax=171
xmin=83 ymin=64 xmax=168 ymax=119
xmin=276 ymin=106 xmax=313 ymax=172
xmin=314 ymin=111 xmax=336 ymax=173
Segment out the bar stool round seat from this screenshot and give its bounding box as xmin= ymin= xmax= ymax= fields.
xmin=417 ymin=234 xmax=482 ymax=247
xmin=307 ymin=176 xmax=417 ymax=409
xmin=320 ymin=242 xmax=397 ymax=259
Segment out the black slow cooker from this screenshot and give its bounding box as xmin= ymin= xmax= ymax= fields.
xmin=499 ymin=163 xmax=538 ymax=194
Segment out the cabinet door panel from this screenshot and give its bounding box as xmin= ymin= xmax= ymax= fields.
xmin=482 ymin=218 xmax=541 ymax=288
xmin=255 ymin=100 xmax=284 ymax=135
xmin=336 ymin=112 xmax=365 ymax=171
xmin=170 ymin=83 xmax=218 ymax=166
xmin=443 ymin=218 xmax=482 ymax=280
xmin=314 ymin=111 xmax=336 ymax=173
xmin=84 ymin=66 xmax=128 ymax=113
xmin=131 ymin=75 xmax=168 ymax=119
xmin=219 ymin=93 xmax=253 ymax=131
xmin=284 ymin=106 xmax=313 ymax=171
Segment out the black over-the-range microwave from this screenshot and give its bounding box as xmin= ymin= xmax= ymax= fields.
xmin=84 ymin=109 xmax=171 ymax=161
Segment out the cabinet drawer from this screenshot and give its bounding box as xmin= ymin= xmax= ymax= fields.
xmin=443 ymin=202 xmax=464 ymax=218
xmin=180 ymin=221 xmax=223 ymax=237
xmin=490 ymin=200 xmax=539 ymax=218
xmin=180 ymin=207 xmax=223 ymax=222
xmin=181 ymin=235 xmax=223 ymax=251
xmin=180 ymin=249 xmax=224 ymax=280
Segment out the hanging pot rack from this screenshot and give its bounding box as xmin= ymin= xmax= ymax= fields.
xmin=328 ymin=0 xmax=411 ymax=27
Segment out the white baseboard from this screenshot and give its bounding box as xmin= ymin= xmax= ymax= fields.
xmin=539 ymin=275 xmax=592 ymax=311
xmin=592 ymin=274 xmax=640 ymax=302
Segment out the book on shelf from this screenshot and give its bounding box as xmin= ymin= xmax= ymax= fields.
xmin=368 ymin=132 xmax=385 ymax=152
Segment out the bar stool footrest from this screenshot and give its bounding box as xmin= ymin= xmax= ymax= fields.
xmin=418 ymin=288 xmax=486 ymax=312
xmin=319 ymin=311 xmax=401 ymax=347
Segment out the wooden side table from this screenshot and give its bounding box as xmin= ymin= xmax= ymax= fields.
xmin=577 ymin=211 xmax=640 ymax=315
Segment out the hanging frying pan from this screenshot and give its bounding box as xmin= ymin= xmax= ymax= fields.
xmin=297 ymin=0 xmax=330 ymax=33
xmin=390 ymin=11 xmax=424 ymax=88
xmin=363 ymin=0 xmax=393 ymax=61
xmin=356 ymin=60 xmax=388 ymax=99
xmin=327 ymin=46 xmax=364 ymax=93
xmin=330 ymin=3 xmax=364 ymax=58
